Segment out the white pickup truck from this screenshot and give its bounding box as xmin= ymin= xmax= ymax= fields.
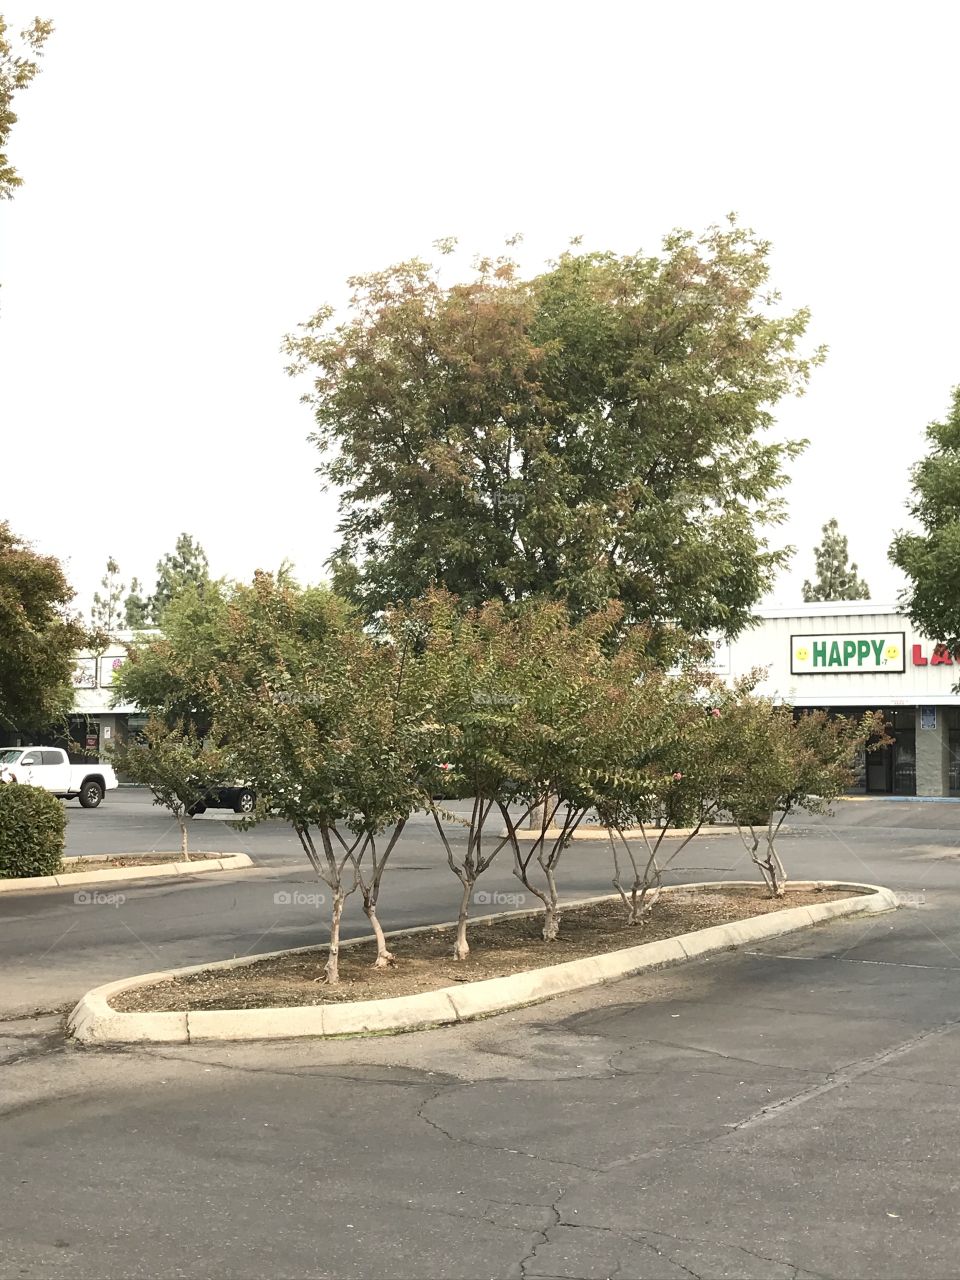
xmin=0 ymin=747 xmax=118 ymax=808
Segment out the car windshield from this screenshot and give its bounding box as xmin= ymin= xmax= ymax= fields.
xmin=0 ymin=749 xmax=22 ymax=763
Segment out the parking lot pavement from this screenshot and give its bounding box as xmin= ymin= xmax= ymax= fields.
xmin=4 ymin=886 xmax=960 ymax=1279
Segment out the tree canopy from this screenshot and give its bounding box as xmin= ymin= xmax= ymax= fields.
xmin=120 ymin=533 xmax=211 ymax=628
xmin=0 ymin=520 xmax=84 ymax=733
xmin=0 ymin=15 xmax=52 ymax=202
xmin=286 ymin=220 xmax=820 ymax=636
xmin=802 ymin=518 xmax=870 ymax=602
xmin=890 ymin=386 xmax=960 ymax=648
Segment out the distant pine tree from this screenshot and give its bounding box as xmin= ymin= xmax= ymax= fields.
xmin=802 ymin=519 xmax=870 ymax=602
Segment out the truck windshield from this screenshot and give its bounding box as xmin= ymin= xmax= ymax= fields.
xmin=0 ymin=749 xmax=22 ymax=763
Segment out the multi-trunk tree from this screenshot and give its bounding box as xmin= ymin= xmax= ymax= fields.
xmin=719 ymin=701 xmax=888 ymax=895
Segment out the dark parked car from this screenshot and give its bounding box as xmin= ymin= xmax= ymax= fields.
xmin=188 ymin=784 xmax=256 ymax=816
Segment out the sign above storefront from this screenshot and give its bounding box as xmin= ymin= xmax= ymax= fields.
xmin=72 ymin=658 xmax=97 ymax=689
xmin=790 ymin=632 xmax=905 ymax=675
xmin=912 ymin=643 xmax=958 ymax=667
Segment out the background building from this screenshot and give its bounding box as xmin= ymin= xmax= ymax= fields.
xmin=725 ymin=603 xmax=960 ymax=796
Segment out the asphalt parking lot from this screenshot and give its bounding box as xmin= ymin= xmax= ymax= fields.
xmin=2 ymin=796 xmax=960 ymax=1278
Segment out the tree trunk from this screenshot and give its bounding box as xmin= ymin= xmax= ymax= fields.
xmin=178 ymin=813 xmax=190 ymax=860
xmin=541 ymin=866 xmax=561 ymax=940
xmin=364 ymin=899 xmax=395 ymax=967
xmin=454 ymin=878 xmax=473 ymax=960
xmin=324 ymin=889 xmax=345 ymax=984
xmin=526 ymin=799 xmax=548 ymax=831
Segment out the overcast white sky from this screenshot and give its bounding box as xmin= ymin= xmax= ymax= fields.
xmin=2 ymin=1 xmax=958 ymax=616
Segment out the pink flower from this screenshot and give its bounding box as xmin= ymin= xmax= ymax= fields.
xmin=672 ymin=771 xmax=683 ymax=781
xmin=710 ymin=708 xmax=721 ymax=718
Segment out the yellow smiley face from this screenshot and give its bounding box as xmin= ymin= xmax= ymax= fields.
xmin=795 ymin=646 xmax=810 ymax=662
xmin=886 ymin=645 xmax=900 ymax=660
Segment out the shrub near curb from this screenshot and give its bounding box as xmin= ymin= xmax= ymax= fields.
xmin=0 ymin=781 xmax=65 ymax=878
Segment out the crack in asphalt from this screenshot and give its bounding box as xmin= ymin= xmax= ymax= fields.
xmin=416 ymin=1085 xmax=605 ymax=1175
xmin=615 ymin=1037 xmax=822 ymax=1075
xmin=137 ymin=1046 xmax=442 ymax=1085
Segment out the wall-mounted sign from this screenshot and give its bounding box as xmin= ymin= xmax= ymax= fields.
xmin=707 ymin=637 xmax=730 ymax=675
xmin=920 ymin=706 xmax=937 ymax=730
xmin=790 ymin=632 xmax=905 ymax=675
xmin=71 ymin=658 xmax=97 ymax=689
xmin=99 ymin=654 xmax=126 ymax=687
xmin=669 ymin=635 xmax=731 ymax=676
xmin=912 ymin=643 xmax=958 ymax=667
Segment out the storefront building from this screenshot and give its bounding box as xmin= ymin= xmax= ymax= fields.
xmin=724 ymin=602 xmax=960 ymax=797
xmin=67 ymin=634 xmax=147 ymax=759
xmin=0 ymin=633 xmax=150 ymax=759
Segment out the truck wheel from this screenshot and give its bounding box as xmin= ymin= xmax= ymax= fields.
xmin=233 ymin=789 xmax=255 ymax=815
xmin=79 ymin=780 xmax=104 ymax=809
xmin=188 ymin=803 xmax=207 ymax=817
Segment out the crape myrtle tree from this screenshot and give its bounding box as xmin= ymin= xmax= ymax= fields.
xmin=397 ymin=591 xmax=540 ymax=960
xmin=208 ymin=574 xmax=447 ymax=982
xmin=0 ymin=520 xmax=85 ymax=734
xmin=496 ymin=603 xmax=667 ymax=940
xmin=890 ymin=386 xmax=960 ymax=651
xmin=111 ymin=717 xmax=223 ymax=860
xmin=113 ymin=582 xmax=234 ymax=854
xmin=285 ymin=220 xmax=820 ymax=634
xmin=720 ymin=702 xmax=888 ymax=897
xmin=596 ymin=673 xmax=752 ymax=925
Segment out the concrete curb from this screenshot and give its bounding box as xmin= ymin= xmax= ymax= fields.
xmin=67 ymin=880 xmax=898 ymax=1045
xmin=505 ymin=825 xmax=736 ymax=841
xmin=0 ymin=853 xmax=253 ymax=894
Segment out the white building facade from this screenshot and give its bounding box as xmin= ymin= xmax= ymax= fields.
xmin=724 ymin=602 xmax=960 ymax=797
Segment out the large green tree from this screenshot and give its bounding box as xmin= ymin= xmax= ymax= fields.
xmin=890 ymin=387 xmax=960 ymax=648
xmin=0 ymin=520 xmax=84 ymax=732
xmin=802 ymin=518 xmax=870 ymax=602
xmin=286 ymin=220 xmax=821 ymax=635
xmin=120 ymin=533 xmax=211 ymax=628
xmin=0 ymin=15 xmax=52 ymax=202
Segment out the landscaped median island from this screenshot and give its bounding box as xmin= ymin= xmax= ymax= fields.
xmin=0 ymin=851 xmax=254 ymax=892
xmin=67 ymin=880 xmax=899 ymax=1044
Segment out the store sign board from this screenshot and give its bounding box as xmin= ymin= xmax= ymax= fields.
xmin=99 ymin=655 xmax=125 ymax=687
xmin=707 ymin=637 xmax=730 ymax=674
xmin=72 ymin=658 xmax=97 ymax=689
xmin=790 ymin=632 xmax=905 ymax=675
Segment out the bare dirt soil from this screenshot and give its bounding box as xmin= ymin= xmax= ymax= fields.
xmin=112 ymin=884 xmax=860 ymax=1013
xmin=62 ymin=853 xmax=223 ymax=873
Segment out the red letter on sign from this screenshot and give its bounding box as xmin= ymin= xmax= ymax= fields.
xmin=913 ymin=644 xmax=928 ymax=666
xmin=932 ymin=644 xmax=953 ymax=665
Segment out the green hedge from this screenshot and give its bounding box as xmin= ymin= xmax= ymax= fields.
xmin=0 ymin=782 xmax=65 ymax=878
